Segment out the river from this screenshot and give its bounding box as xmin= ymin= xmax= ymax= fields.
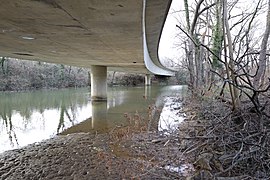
xmin=0 ymin=85 xmax=186 ymax=153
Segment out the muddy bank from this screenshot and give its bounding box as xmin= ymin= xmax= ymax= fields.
xmin=0 ymin=97 xmax=192 ymax=179
xmin=1 ymin=133 xmax=110 ymax=180
xmin=0 ymin=99 xmax=191 ymax=180
xmin=4 ymin=95 xmax=268 ymax=179
xmin=0 ymin=131 xmax=189 ymax=179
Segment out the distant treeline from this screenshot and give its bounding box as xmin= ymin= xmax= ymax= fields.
xmin=0 ymin=57 xmax=150 ymax=91
xmin=0 ymin=57 xmax=90 ymax=91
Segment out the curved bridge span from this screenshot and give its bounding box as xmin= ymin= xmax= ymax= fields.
xmin=0 ymin=0 xmax=174 ymax=99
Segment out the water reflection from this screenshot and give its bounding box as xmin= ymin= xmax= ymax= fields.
xmin=61 ymin=85 xmax=186 ymax=135
xmin=92 ymin=101 xmax=108 ymax=130
xmin=0 ymin=85 xmax=186 ymax=153
xmin=0 ymin=88 xmax=91 ymax=153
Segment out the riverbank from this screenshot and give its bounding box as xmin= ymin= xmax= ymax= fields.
xmin=0 ymin=58 xmax=90 ymax=91
xmin=0 ymin=120 xmax=193 ymax=179
xmin=0 ymin=95 xmax=190 ymax=179
xmin=0 ymin=58 xmax=149 ymax=91
xmin=0 ymin=57 xmax=183 ymax=92
xmin=1 ymin=95 xmax=269 ymax=179
xmin=0 ymin=132 xmax=187 ymax=179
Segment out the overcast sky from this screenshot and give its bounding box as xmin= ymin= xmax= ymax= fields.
xmin=158 ymin=0 xmax=268 ymax=65
xmin=159 ymin=0 xmax=182 ymax=63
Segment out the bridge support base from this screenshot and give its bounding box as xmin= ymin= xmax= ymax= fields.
xmin=90 ymin=65 xmax=107 ymax=101
xmin=145 ymin=74 xmax=151 ymax=86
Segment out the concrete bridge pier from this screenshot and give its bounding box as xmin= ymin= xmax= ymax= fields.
xmin=90 ymin=65 xmax=107 ymax=101
xmin=145 ymin=74 xmax=151 ymax=86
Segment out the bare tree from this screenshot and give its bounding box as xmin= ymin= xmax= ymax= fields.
xmin=223 ymin=0 xmax=241 ymax=110
xmin=253 ymin=0 xmax=270 ymax=88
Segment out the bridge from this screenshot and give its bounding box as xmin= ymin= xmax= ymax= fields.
xmin=0 ymin=0 xmax=174 ymax=100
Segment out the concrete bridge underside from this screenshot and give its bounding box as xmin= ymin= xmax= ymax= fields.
xmin=0 ymin=0 xmax=174 ymax=100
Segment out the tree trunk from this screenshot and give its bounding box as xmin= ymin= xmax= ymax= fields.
xmin=183 ymin=0 xmax=196 ymax=89
xmin=253 ymin=0 xmax=270 ymax=88
xmin=186 ymin=40 xmax=195 ymax=89
xmin=223 ymin=0 xmax=241 ymax=110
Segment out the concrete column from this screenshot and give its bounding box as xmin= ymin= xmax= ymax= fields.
xmin=90 ymin=65 xmax=107 ymax=101
xmin=145 ymin=74 xmax=151 ymax=86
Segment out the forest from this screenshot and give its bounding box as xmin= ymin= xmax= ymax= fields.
xmin=0 ymin=57 xmax=148 ymax=91
xmin=0 ymin=57 xmax=90 ymax=91
xmin=164 ymin=0 xmax=270 ymax=178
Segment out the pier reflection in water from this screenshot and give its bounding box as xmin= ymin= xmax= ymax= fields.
xmin=0 ymin=85 xmax=186 ymax=153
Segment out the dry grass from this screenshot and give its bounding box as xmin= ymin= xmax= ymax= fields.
xmin=109 ymin=111 xmax=148 ymax=142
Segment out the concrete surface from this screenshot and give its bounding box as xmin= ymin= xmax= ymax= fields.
xmin=0 ymin=0 xmax=173 ymax=75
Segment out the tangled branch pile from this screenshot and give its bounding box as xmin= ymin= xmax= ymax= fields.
xmin=180 ymin=96 xmax=270 ymax=179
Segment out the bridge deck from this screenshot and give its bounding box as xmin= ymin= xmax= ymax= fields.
xmin=0 ymin=0 xmax=172 ymax=74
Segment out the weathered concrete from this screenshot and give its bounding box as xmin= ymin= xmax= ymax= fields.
xmin=0 ymin=0 xmax=174 ymax=75
xmin=90 ymin=65 xmax=107 ymax=100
